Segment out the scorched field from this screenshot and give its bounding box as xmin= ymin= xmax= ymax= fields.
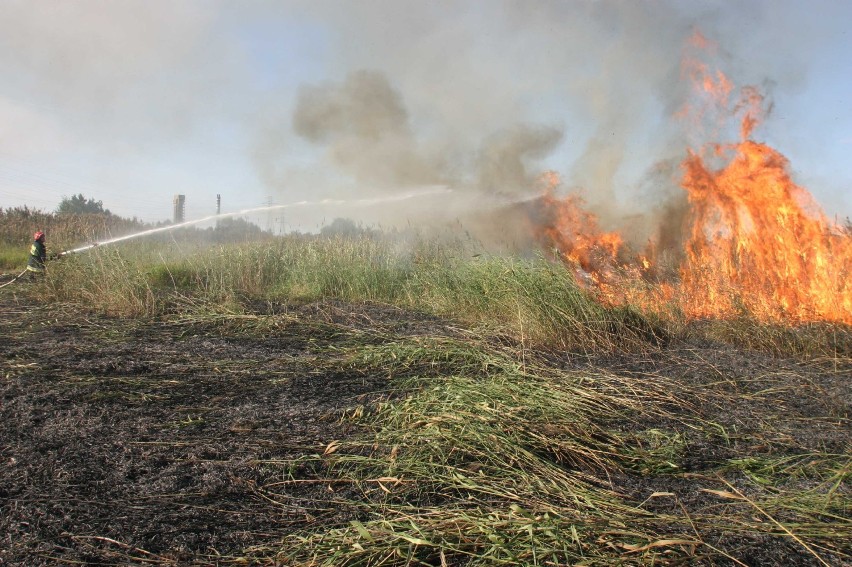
xmin=1 ymin=236 xmax=850 ymax=566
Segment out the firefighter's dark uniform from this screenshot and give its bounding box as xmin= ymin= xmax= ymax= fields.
xmin=27 ymin=235 xmax=47 ymax=275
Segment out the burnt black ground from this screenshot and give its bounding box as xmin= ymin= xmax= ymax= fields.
xmin=596 ymin=346 xmax=852 ymax=567
xmin=0 ymin=296 xmax=459 ymax=565
xmin=1 ymin=293 xmax=850 ymax=566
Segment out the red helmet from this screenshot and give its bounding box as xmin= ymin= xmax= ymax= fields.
xmin=34 ymin=231 xmax=45 ymax=242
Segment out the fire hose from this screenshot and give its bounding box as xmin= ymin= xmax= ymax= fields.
xmin=0 ymin=268 xmax=30 ymax=289
xmin=0 ymin=253 xmax=66 ymax=289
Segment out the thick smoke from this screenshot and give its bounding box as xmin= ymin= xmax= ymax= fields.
xmin=1 ymin=1 xmax=849 ymax=227
xmin=291 ymin=70 xmax=443 ymax=188
xmin=476 ymin=125 xmax=563 ymax=195
xmin=290 ymin=69 xmax=564 ymax=196
xmin=251 ymin=1 xmax=710 ymax=246
xmin=294 ymin=71 xmax=409 ymax=144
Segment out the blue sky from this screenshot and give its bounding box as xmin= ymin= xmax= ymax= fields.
xmin=0 ymin=0 xmax=849 ymax=231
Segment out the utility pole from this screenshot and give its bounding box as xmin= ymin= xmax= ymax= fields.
xmin=265 ymin=196 xmax=274 ymax=233
xmin=216 ymin=194 xmax=221 ymax=228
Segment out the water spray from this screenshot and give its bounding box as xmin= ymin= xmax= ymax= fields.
xmin=0 ymin=187 xmax=452 ymax=290
xmin=59 ymin=186 xmax=453 ymax=256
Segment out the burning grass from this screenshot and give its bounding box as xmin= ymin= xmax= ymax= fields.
xmin=29 ymin=234 xmax=848 ymax=360
xmin=529 ymin=37 xmax=852 ymax=329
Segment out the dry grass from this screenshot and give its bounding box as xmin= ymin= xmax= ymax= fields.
xmin=31 ymin=236 xmax=667 ymax=353
xmin=0 ymin=206 xmax=147 ymax=268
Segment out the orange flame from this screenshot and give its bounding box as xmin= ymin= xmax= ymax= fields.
xmin=532 ymin=31 xmax=852 ymax=325
xmin=533 ymin=171 xmax=623 ymax=289
xmin=680 ymin=133 xmax=852 ymax=323
xmin=677 ymin=38 xmax=851 ymax=324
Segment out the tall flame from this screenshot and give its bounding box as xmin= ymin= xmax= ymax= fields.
xmin=681 ymin=141 xmax=852 ymax=322
xmin=534 ymin=30 xmax=852 ymax=324
xmin=679 ymin=31 xmax=851 ymax=323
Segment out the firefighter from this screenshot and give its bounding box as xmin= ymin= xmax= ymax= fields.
xmin=27 ymin=231 xmax=47 ymax=277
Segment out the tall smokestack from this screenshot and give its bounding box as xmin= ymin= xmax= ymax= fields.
xmin=173 ymin=194 xmax=185 ymax=224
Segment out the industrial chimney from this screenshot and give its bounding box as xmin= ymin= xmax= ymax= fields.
xmin=173 ymin=194 xmax=186 ymax=224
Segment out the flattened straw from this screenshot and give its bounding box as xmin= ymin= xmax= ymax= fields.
xmin=715 ymin=475 xmax=832 ymax=567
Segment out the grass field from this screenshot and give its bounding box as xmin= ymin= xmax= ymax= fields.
xmin=1 ymin=233 xmax=849 ymax=565
xmin=0 ymin=207 xmax=148 ymax=269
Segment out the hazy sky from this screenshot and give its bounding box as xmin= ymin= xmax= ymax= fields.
xmin=0 ymin=0 xmax=850 ymax=230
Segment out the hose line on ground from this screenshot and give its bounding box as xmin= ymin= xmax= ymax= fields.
xmin=0 ymin=269 xmax=29 ymax=289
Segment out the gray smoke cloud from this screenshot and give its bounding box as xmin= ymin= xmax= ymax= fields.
xmin=1 ymin=0 xmax=849 ymax=230
xmin=258 ymin=1 xmax=702 ymax=245
xmin=250 ymin=0 xmax=710 ymax=243
xmin=475 ymin=125 xmax=563 ymax=195
xmin=289 ymin=69 xmax=564 ymax=195
xmin=291 ymin=70 xmax=444 ymax=188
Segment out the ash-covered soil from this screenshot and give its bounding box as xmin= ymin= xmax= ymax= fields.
xmin=1 ymin=294 xmax=849 ymax=566
xmin=0 ymin=297 xmax=459 ymax=565
xmin=597 ymin=346 xmax=852 ymax=566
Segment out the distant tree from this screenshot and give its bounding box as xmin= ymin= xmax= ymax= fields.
xmin=210 ymin=217 xmax=271 ymax=243
xmin=57 ymin=194 xmax=110 ymax=215
xmin=320 ymin=217 xmax=374 ymax=238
